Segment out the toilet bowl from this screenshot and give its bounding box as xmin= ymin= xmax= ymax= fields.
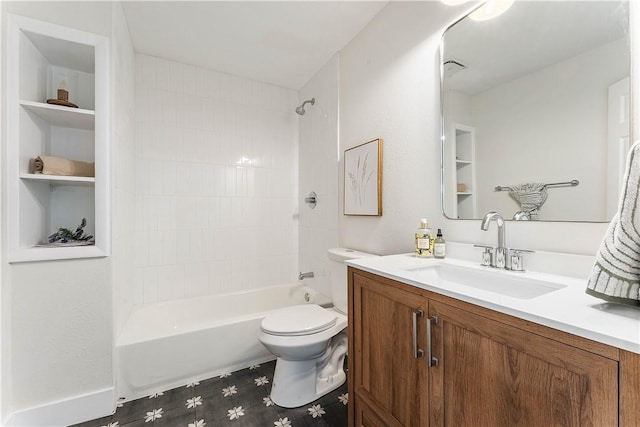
xmin=258 ymin=248 xmax=376 ymax=408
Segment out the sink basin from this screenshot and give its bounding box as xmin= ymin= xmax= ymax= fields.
xmin=406 ymin=263 xmax=567 ymax=300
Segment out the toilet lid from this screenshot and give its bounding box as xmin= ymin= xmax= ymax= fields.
xmin=261 ymin=304 xmax=337 ymax=336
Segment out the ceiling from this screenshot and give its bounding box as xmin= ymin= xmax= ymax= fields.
xmin=122 ymin=1 xmax=388 ymax=90
xmin=443 ymin=0 xmax=629 ymax=94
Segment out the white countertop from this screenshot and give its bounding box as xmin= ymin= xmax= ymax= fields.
xmin=346 ymin=253 xmax=640 ymax=354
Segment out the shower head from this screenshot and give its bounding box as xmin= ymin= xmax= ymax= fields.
xmin=295 ymin=98 xmax=315 ymax=115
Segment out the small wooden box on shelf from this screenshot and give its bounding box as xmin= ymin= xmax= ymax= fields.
xmin=6 ymin=14 xmax=110 ymax=263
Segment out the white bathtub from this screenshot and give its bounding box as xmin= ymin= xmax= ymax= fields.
xmin=116 ymin=284 xmax=331 ymax=401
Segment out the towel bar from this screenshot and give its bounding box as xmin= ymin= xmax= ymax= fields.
xmin=495 ymin=179 xmax=579 ymax=192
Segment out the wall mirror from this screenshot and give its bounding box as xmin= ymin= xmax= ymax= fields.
xmin=441 ymin=0 xmax=631 ymax=222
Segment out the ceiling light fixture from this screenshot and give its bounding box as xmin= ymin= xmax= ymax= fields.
xmin=469 ymin=0 xmax=514 ymax=21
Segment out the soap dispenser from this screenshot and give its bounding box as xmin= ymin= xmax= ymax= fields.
xmin=434 ymin=229 xmax=446 ymax=259
xmin=415 ymin=218 xmax=433 ymax=258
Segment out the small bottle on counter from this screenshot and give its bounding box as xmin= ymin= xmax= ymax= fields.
xmin=415 ymin=218 xmax=434 ymax=258
xmin=434 ymin=228 xmax=446 ymax=259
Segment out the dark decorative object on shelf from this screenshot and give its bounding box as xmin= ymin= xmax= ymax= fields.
xmin=48 ymin=218 xmax=94 ymax=243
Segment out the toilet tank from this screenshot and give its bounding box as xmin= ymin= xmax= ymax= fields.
xmin=327 ymin=248 xmax=378 ymax=314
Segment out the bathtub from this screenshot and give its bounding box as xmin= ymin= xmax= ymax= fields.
xmin=116 ymin=284 xmax=331 ymax=401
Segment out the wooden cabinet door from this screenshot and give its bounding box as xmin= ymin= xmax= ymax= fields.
xmin=355 ymin=399 xmax=396 ymax=427
xmin=429 ymin=300 xmax=619 ymax=427
xmin=351 ymin=271 xmax=429 ymax=427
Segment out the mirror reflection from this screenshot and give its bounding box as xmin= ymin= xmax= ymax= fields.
xmin=441 ymin=1 xmax=631 ymax=222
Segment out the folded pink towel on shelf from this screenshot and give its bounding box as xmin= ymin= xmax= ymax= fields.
xmin=31 ymin=155 xmax=95 ymax=177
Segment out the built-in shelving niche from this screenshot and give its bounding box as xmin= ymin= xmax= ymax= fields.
xmin=453 ymin=123 xmax=476 ymax=219
xmin=6 ymin=14 xmax=110 ymax=263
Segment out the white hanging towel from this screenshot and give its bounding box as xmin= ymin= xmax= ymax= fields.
xmin=586 ymin=141 xmax=640 ymax=306
xmin=508 ymin=183 xmax=548 ymax=219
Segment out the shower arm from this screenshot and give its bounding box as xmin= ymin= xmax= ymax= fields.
xmin=295 ymin=98 xmax=315 ymax=115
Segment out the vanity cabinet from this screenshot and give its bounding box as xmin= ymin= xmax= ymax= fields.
xmin=348 ymin=267 xmax=640 ymax=427
xmin=351 ymin=273 xmax=429 ymax=426
xmin=429 ymin=300 xmax=617 ymax=426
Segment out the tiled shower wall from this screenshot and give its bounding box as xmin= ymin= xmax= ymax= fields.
xmin=133 ymin=54 xmax=299 ymax=305
xmin=298 ymin=55 xmax=340 ymax=297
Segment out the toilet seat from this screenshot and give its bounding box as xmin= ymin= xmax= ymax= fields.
xmin=261 ymin=304 xmax=337 ymax=336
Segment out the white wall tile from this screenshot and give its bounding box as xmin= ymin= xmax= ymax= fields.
xmin=188 ymin=228 xmax=204 ymax=263
xmin=175 ymin=232 xmax=190 ymax=265
xmin=148 ymin=160 xmax=164 ymax=195
xmin=148 ymin=231 xmax=164 ymax=266
xmin=142 ymin=266 xmax=159 ymax=304
xmin=136 ymin=159 xmax=150 ymax=196
xmin=135 ymin=53 xmax=298 ymax=305
xmin=163 ymin=229 xmax=177 ymax=265
xmin=133 ymin=268 xmax=145 ymax=306
xmin=297 ymin=54 xmax=340 ymax=299
xmin=160 ymin=91 xmax=177 ymax=128
xmin=162 ymin=161 xmax=177 ymax=196
xmin=157 ymin=265 xmax=175 ymax=302
xmin=224 ymin=166 xmax=236 ymax=196
xmin=134 ymin=231 xmax=149 ymax=268
xmin=185 ymin=263 xmax=209 ymax=297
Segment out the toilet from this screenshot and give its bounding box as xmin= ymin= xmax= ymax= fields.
xmin=258 ymin=248 xmax=376 ymax=408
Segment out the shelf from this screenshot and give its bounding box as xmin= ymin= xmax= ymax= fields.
xmin=7 ymin=14 xmax=110 ymax=263
xmin=20 ymin=100 xmax=95 ymax=130
xmin=10 ymin=245 xmax=107 ymax=263
xmin=20 ymin=173 xmax=95 ymax=187
xmin=452 ymin=122 xmax=476 ymax=219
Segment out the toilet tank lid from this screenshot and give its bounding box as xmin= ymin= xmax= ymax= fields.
xmin=327 ymin=248 xmax=378 ymax=262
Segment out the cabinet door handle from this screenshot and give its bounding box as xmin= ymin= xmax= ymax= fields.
xmin=427 ymin=315 xmax=439 ymax=367
xmin=412 ymin=309 xmax=425 ymax=358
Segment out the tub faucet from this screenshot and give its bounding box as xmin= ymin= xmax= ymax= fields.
xmin=299 ymin=271 xmax=314 ymax=280
xmin=480 ymin=212 xmax=507 ymax=268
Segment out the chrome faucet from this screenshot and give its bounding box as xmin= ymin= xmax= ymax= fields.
xmin=298 ymin=271 xmax=314 ymax=280
xmin=480 ymin=212 xmax=507 ymax=268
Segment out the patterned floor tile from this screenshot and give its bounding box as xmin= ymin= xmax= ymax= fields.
xmin=68 ymin=415 xmax=113 ymax=427
xmin=112 ymin=396 xmax=155 ymax=425
xmin=320 ymin=401 xmax=349 ymax=426
xmin=151 ymin=384 xmax=197 ymax=413
xmin=71 ymin=360 xmax=347 ymax=427
xmin=151 ymin=406 xmax=195 ymax=427
xmin=116 ymin=419 xmax=148 ymax=427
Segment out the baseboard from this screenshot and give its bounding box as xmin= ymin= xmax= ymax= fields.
xmin=5 ymin=387 xmax=114 ymax=427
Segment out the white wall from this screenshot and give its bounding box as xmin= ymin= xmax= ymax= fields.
xmin=111 ymin=1 xmax=136 ymax=349
xmin=1 ymin=2 xmax=118 ymax=425
xmin=0 ymin=2 xmax=4 ymax=424
xmin=472 ymin=39 xmax=627 ymax=221
xmin=133 ymin=55 xmax=299 ymax=305
xmin=340 ymin=2 xmax=462 ymax=255
xmin=9 ymin=260 xmax=112 ymax=417
xmin=298 ymin=54 xmax=340 ymax=297
xmin=339 ymin=1 xmax=638 ymax=257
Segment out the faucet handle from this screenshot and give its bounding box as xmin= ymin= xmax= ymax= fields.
xmin=473 ymin=245 xmax=494 ymax=266
xmin=494 ymin=247 xmax=508 ymax=269
xmin=509 ymin=249 xmax=535 ymax=272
